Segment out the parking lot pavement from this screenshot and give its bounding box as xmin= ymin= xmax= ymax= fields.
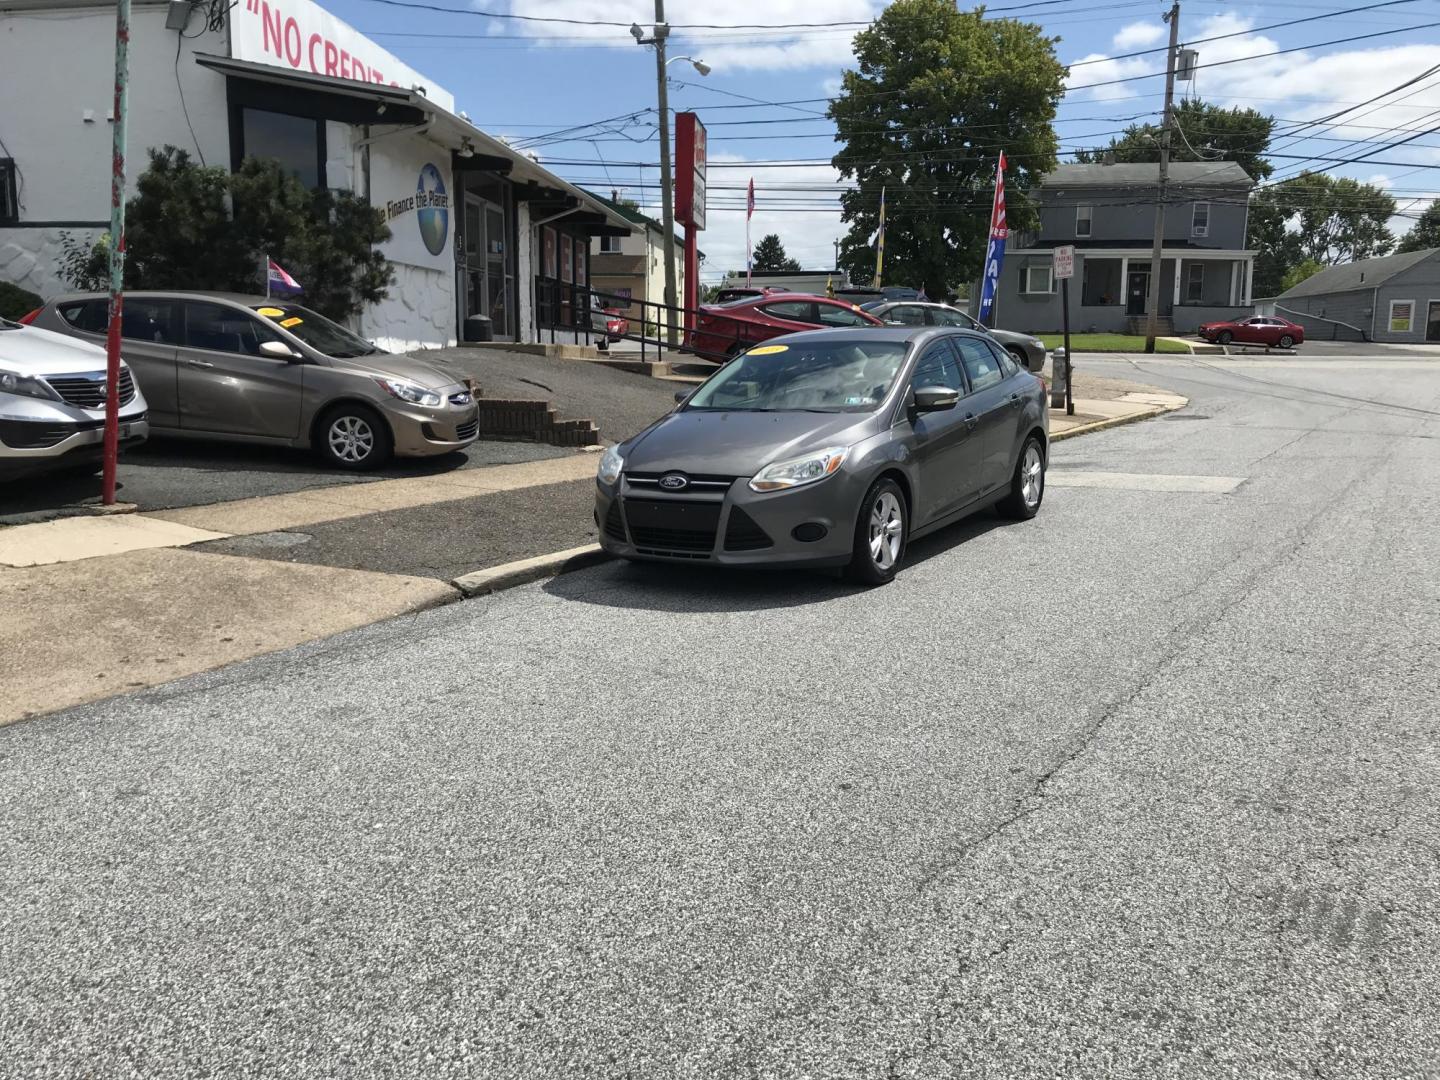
xmin=0 ymin=437 xmax=571 ymax=527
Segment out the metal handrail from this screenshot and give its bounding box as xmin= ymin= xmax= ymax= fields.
xmin=1273 ymin=304 xmax=1369 ymax=342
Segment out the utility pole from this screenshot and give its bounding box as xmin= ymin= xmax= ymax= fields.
xmin=1143 ymin=1 xmax=1181 ymax=354
xmin=653 ymin=0 xmax=679 ymax=346
xmin=101 ymin=0 xmax=131 ymax=505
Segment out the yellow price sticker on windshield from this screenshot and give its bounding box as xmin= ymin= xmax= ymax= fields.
xmin=280 ymin=317 xmax=304 ymax=328
xmin=257 ymin=307 xmax=285 ymax=317
xmin=747 ymin=344 xmax=788 ymax=355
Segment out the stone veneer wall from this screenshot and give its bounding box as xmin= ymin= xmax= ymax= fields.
xmin=0 ymin=227 xmax=104 ymax=301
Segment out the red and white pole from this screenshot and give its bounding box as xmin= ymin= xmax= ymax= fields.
xmin=101 ymin=0 xmax=131 ymax=506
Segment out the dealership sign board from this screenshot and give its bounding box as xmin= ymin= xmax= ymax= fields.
xmin=675 ymin=113 xmax=707 ymax=232
xmin=231 ymin=0 xmax=456 ymax=112
xmin=371 ymin=137 xmax=452 ymax=271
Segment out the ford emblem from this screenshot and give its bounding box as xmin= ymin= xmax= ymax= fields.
xmin=658 ymin=473 xmax=689 ymax=491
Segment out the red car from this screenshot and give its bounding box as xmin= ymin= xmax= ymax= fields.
xmin=1198 ymin=315 xmax=1305 ymax=348
xmin=686 ymin=292 xmax=885 ymax=360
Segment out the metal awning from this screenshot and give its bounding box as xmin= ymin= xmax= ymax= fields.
xmin=193 ymin=53 xmax=636 ymax=235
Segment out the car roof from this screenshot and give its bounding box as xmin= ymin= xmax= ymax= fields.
xmin=874 ymin=301 xmax=957 ymax=310
xmin=48 ymin=290 xmax=273 ymax=306
xmin=758 ymin=325 xmax=991 ymax=347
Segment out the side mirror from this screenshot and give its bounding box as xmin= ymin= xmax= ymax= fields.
xmin=674 ymin=389 xmax=692 ymax=404
xmin=260 ymin=340 xmax=301 ymax=361
xmin=912 ymin=385 xmax=959 ymax=412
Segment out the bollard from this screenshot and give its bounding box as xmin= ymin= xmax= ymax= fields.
xmin=1050 ymin=346 xmax=1067 ymax=410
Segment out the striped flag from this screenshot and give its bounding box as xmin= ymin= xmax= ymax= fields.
xmin=978 ymin=153 xmax=1008 ymax=326
xmin=746 ymin=178 xmax=756 ymax=286
xmin=873 ymin=186 xmax=886 ymax=288
xmin=267 ymin=259 xmax=303 ymax=298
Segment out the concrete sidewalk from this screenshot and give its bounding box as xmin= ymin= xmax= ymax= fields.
xmin=0 ymin=374 xmax=1185 ymax=726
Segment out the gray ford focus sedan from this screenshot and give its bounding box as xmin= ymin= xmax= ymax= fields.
xmin=595 ymin=327 xmax=1048 ymax=585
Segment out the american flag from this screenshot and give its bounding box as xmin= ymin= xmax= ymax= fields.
xmin=978 ymin=153 xmax=1008 ymax=326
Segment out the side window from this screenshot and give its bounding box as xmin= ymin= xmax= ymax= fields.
xmin=181 ymin=301 xmax=284 ymax=357
xmin=816 ymin=303 xmax=871 ymax=327
xmin=954 ymin=338 xmax=1004 ymax=393
xmin=885 ymin=305 xmax=927 ymax=326
xmin=910 ymin=341 xmax=965 ymax=393
xmin=760 ymin=301 xmax=814 ymax=322
xmin=58 ymin=300 xmax=107 ymax=333
xmin=121 ymin=299 xmax=178 ymax=344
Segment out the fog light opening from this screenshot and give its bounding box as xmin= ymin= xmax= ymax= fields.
xmin=791 ymin=522 xmax=828 ymax=543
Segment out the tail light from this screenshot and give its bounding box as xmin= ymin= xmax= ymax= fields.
xmin=17 ymin=308 xmax=40 ymax=325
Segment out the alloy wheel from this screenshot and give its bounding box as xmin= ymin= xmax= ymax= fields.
xmin=1021 ymin=443 xmax=1044 ymax=509
xmin=329 ymin=416 xmax=375 ymax=464
xmin=868 ymin=491 xmax=904 ymax=570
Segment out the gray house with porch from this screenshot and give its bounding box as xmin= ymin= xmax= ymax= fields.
xmin=989 ymin=161 xmax=1255 ymax=335
xmin=1262 ymin=248 xmax=1440 ymax=343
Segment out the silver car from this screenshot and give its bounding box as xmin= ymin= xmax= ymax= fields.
xmin=32 ymin=291 xmax=479 ymax=470
xmin=596 ymin=326 xmax=1048 ymax=585
xmin=1 ymin=316 xmax=149 ymax=480
xmin=862 ymin=301 xmax=1047 ymax=372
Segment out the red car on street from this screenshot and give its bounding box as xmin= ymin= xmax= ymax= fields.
xmin=1198 ymin=315 xmax=1305 ymax=348
xmin=686 ymin=293 xmax=885 ymax=360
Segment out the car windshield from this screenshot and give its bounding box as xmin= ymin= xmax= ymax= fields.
xmin=250 ymin=304 xmax=379 ymax=358
xmin=686 ymin=339 xmax=908 ymax=413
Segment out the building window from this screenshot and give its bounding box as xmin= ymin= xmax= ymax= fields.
xmin=1081 ymin=258 xmax=1121 ymax=305
xmin=1075 ymin=204 xmax=1092 ymax=238
xmin=1192 ymin=202 xmax=1210 ymax=238
xmin=1389 ymin=299 xmax=1415 ymax=333
xmin=1023 ymin=264 xmax=1053 ymax=295
xmin=599 ymin=235 xmax=622 ymax=254
xmin=1186 ymin=263 xmax=1205 ymax=303
xmin=240 ymin=108 xmax=324 ymax=188
xmin=0 ymin=158 xmax=16 ymax=224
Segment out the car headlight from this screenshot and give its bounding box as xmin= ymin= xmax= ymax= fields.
xmin=597 ymin=444 xmax=624 ymax=486
xmin=375 ymin=378 xmax=441 ymax=407
xmin=748 ymin=446 xmax=848 ymax=492
xmin=0 ymin=367 xmax=62 ymax=402
xmin=1029 ymin=337 xmax=1046 ymax=350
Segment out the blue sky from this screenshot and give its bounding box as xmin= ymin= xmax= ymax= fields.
xmin=326 ymin=0 xmax=1440 ymax=280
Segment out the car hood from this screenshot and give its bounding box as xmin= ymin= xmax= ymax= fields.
xmin=330 ymin=350 xmax=465 ymax=390
xmin=623 ymin=409 xmax=879 ymax=477
xmin=0 ymin=323 xmax=110 ymax=375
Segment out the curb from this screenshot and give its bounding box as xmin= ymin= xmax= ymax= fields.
xmin=1051 ymin=402 xmax=1184 ymax=443
xmin=451 ymin=543 xmax=611 ymax=597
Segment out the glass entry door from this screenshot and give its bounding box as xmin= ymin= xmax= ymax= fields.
xmin=463 ymin=191 xmax=514 ymax=340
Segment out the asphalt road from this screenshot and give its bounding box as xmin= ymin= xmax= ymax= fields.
xmin=3 ymin=356 xmax=1438 ymax=1078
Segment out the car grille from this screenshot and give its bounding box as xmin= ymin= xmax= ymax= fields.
xmin=724 ymin=507 xmax=773 ymax=551
xmin=455 ymin=419 xmax=479 ymax=441
xmin=623 ymin=498 xmax=720 ymax=554
xmin=603 ymin=500 xmax=627 ymax=542
xmin=625 ymin=471 xmax=735 ymax=493
xmin=0 ymin=418 xmax=92 ymax=449
xmin=44 ymin=369 xmax=136 ymax=409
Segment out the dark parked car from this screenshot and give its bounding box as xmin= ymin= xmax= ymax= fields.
xmin=861 ymin=301 xmax=1048 ymax=371
xmin=1198 ymin=315 xmax=1305 ymax=348
xmin=685 ymin=292 xmax=885 ymax=361
xmin=596 ymin=326 xmax=1048 ymax=585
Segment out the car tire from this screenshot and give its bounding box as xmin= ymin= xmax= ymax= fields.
xmin=1007 ymin=346 xmax=1031 ymax=371
xmin=316 ymin=403 xmax=393 ymax=471
xmin=845 ymin=477 xmax=907 ymax=586
xmin=996 ymin=435 xmax=1046 ymax=521
xmin=1278 ymin=334 xmax=1295 ymax=349
xmin=1217 ymin=330 xmax=1233 ymax=345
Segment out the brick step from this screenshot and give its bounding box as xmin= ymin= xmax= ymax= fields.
xmin=472 ymin=396 xmax=600 ymax=447
xmin=1126 ymin=316 xmax=1175 ymax=336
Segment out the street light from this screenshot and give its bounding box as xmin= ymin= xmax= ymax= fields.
xmin=633 ymin=11 xmax=711 ymax=345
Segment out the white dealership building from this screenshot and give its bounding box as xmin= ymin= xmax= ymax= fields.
xmin=0 ymin=0 xmax=632 ymax=350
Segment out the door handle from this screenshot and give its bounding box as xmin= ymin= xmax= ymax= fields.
xmin=1008 ymin=393 xmax=1022 ymax=407
xmin=964 ymin=412 xmax=978 ymax=430
xmin=187 ymin=359 xmax=215 ymax=369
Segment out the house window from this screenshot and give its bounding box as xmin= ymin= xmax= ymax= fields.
xmin=1075 ymin=204 xmax=1092 ymax=238
xmin=1081 ymin=258 xmax=1121 ymax=306
xmin=1192 ymin=202 xmax=1210 ymax=238
xmin=0 ymin=159 xmax=16 ymax=224
xmin=1186 ymin=263 xmax=1204 ymax=303
xmin=1389 ymin=299 xmax=1415 ymax=333
xmin=599 ymin=235 xmax=622 ymax=254
xmin=1023 ymin=264 xmax=1053 ymax=295
xmin=239 ymin=108 xmax=324 ymax=188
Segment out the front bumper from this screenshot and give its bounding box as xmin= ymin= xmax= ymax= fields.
xmin=0 ymin=397 xmax=149 ymax=479
xmin=383 ymin=383 xmax=480 ymax=457
xmin=595 ymin=471 xmax=864 ymax=568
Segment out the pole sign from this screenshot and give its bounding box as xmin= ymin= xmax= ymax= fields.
xmin=1053 ymin=244 xmax=1075 ymax=281
xmin=674 ymin=112 xmax=707 ymax=232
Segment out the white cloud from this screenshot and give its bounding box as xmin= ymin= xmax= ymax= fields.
xmin=1111 ymin=21 xmax=1164 ymax=50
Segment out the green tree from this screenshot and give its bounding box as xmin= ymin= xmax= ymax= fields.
xmin=1253 ymin=172 xmax=1395 ymax=276
xmin=751 ymin=233 xmax=802 ymax=272
xmin=1075 ymin=99 xmax=1276 ymax=182
xmin=59 ymin=146 xmax=393 ymax=322
xmin=827 ymin=0 xmax=1066 ymax=297
xmin=1397 ymin=200 xmax=1440 ymax=252
xmin=1279 ymin=258 xmax=1324 ymax=292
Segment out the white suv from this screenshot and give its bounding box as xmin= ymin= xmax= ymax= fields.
xmin=0 ymin=316 xmax=148 ymax=480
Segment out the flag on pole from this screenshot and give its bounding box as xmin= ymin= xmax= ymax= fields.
xmin=873 ymin=186 xmax=886 ymax=289
xmin=267 ymin=258 xmax=303 ymax=298
xmin=745 ymin=177 xmax=756 ymax=286
xmin=978 ymin=153 xmax=1008 ymax=327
